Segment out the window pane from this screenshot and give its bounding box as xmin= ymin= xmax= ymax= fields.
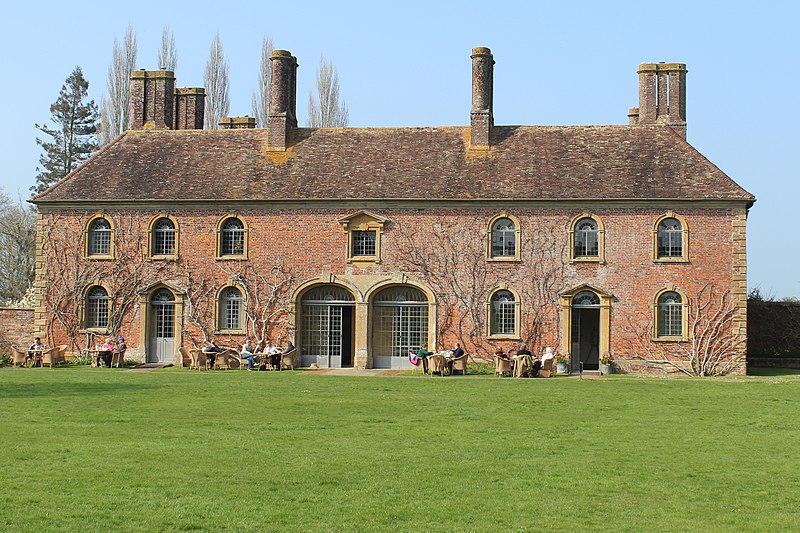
xmin=87 ymin=286 xmax=109 ymax=329
xmin=352 ymin=230 xmax=376 ymax=256
xmin=574 ymin=219 xmax=598 ymax=257
xmin=491 ymin=218 xmax=516 ymax=257
xmin=491 ymin=290 xmax=516 ymax=335
xmin=220 ymin=287 xmax=242 ymax=330
xmin=221 ymin=219 xmax=245 ymax=255
xmin=658 ymin=292 xmax=683 ymax=336
xmin=658 ymin=218 xmax=683 ymax=257
xmin=153 ymin=218 xmax=176 ymax=255
xmin=89 ymin=219 xmax=111 ymax=255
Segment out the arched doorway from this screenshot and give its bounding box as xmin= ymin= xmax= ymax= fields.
xmin=148 ymin=288 xmax=175 ymax=363
xmin=571 ymin=290 xmax=600 ymax=371
xmin=300 ymin=285 xmax=355 ymax=368
xmin=371 ymin=286 xmax=429 ymax=369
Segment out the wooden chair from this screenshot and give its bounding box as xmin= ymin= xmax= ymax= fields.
xmin=215 ymin=349 xmax=236 ymax=370
xmin=191 ymin=349 xmax=209 ymax=370
xmin=450 ymin=353 xmax=468 ymax=375
xmin=494 ymin=356 xmax=512 ymax=376
xmin=428 ymin=354 xmax=446 ymax=375
xmin=11 ymin=346 xmax=28 ymax=367
xmin=179 ymin=347 xmax=194 ymax=369
xmin=41 ymin=347 xmax=62 ymax=368
xmin=111 ymin=348 xmax=126 ymax=368
xmin=538 ymin=358 xmax=554 ymax=378
xmin=280 ymin=349 xmax=298 ymax=370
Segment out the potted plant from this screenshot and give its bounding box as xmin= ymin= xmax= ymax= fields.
xmin=555 ymin=353 xmax=569 ymax=375
xmin=600 ymin=353 xmax=614 ymax=375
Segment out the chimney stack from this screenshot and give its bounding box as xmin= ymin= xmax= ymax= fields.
xmin=129 ymin=69 xmax=175 ymax=130
xmin=470 ymin=47 xmax=494 ymax=149
xmin=268 ymin=50 xmax=298 ymax=150
xmin=219 ymin=116 xmax=257 ymax=129
xmin=174 ymin=88 xmax=205 ymax=130
xmin=635 ymin=62 xmax=687 ymax=138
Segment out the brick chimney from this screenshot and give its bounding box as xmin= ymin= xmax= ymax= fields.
xmin=129 ymin=69 xmax=175 ymax=130
xmin=470 ymin=47 xmax=494 ymax=149
xmin=268 ymin=50 xmax=298 ymax=150
xmin=634 ymin=62 xmax=687 ymax=138
xmin=219 ymin=116 xmax=257 ymax=129
xmin=174 ymin=88 xmax=205 ymax=130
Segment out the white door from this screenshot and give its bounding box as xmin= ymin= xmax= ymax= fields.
xmin=149 ymin=289 xmax=175 ymax=363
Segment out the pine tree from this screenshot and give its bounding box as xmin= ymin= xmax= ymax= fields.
xmin=34 ymin=66 xmax=99 ymax=193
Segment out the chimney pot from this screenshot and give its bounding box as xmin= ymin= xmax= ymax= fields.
xmin=268 ymin=49 xmax=298 ymax=150
xmin=470 ymin=46 xmax=494 ymax=149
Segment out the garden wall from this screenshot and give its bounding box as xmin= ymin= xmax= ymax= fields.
xmin=748 ymin=300 xmax=800 ymax=368
xmin=0 ymin=307 xmax=34 ymax=357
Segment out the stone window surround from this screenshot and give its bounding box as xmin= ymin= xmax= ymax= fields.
xmin=84 ymin=212 xmax=115 ymax=260
xmin=214 ymin=282 xmax=246 ymax=334
xmin=653 ymin=211 xmax=690 ymax=263
xmin=485 ymin=284 xmax=521 ymax=340
xmin=486 ymin=212 xmax=522 ymax=262
xmin=216 ymin=214 xmax=249 ymax=260
xmin=569 ymin=212 xmax=605 ymax=264
xmin=79 ymin=281 xmax=112 ymax=334
xmin=338 ymin=211 xmax=388 ymax=265
xmin=652 ymin=285 xmax=689 ymax=342
xmin=147 ymin=213 xmax=180 ymax=260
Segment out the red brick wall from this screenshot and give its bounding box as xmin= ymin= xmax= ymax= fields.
xmin=0 ymin=308 xmax=34 ymax=357
xmin=35 ymin=205 xmax=746 ymax=372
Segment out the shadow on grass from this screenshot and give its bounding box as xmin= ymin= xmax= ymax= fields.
xmin=0 ymin=381 xmax=159 ymax=399
xmin=747 ymin=367 xmax=800 ymax=377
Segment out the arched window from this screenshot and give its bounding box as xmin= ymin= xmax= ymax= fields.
xmin=657 ymin=291 xmax=683 ymax=337
xmin=152 ymin=217 xmax=176 ymax=256
xmin=658 ymin=218 xmax=682 ymax=258
xmin=88 ymin=218 xmax=112 ymax=256
xmin=490 ymin=290 xmax=517 ymax=336
xmin=219 ymin=217 xmax=246 ymax=257
xmin=491 ymin=218 xmax=516 ymax=258
xmin=574 ymin=218 xmax=598 ymax=258
xmin=86 ymin=286 xmax=109 ymax=329
xmin=218 ymin=286 xmax=243 ymax=331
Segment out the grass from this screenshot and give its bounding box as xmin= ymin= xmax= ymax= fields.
xmin=1 ymin=367 xmax=798 ymax=532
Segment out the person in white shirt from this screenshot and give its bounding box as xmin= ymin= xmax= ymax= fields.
xmin=264 ymin=340 xmax=281 ymax=370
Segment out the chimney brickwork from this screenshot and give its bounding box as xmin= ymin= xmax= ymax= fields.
xmin=635 ymin=62 xmax=687 ymax=138
xmin=174 ymin=88 xmax=206 ymax=130
xmin=219 ymin=116 xmax=257 ymax=129
xmin=129 ymin=69 xmax=175 ymax=130
xmin=470 ymin=47 xmax=494 ymax=149
xmin=268 ymin=50 xmax=298 ymax=150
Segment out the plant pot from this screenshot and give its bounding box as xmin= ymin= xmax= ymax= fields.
xmin=600 ymin=363 xmax=613 ymax=375
xmin=556 ymin=362 xmax=569 ymax=375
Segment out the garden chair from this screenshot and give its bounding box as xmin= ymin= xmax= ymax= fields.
xmin=56 ymin=344 xmax=69 ymax=366
xmin=191 ymin=349 xmax=209 ymax=370
xmin=11 ymin=346 xmax=28 ymax=367
xmin=179 ymin=347 xmax=194 ymax=369
xmin=494 ymin=355 xmax=512 ymax=377
xmin=280 ymin=349 xmax=298 ymax=370
xmin=111 ymin=348 xmax=126 ymax=368
xmin=41 ymin=347 xmax=62 ymax=368
xmin=538 ymin=358 xmax=554 ymax=378
xmin=450 ymin=353 xmax=468 ymax=375
xmin=428 ymin=354 xmax=446 ymax=375
xmin=215 ymin=349 xmax=236 ymax=370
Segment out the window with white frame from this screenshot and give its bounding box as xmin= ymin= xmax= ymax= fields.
xmin=657 ymin=291 xmax=683 ymax=337
xmin=152 ymin=218 xmax=176 ymax=256
xmin=88 ymin=218 xmax=111 ymax=256
xmin=86 ymin=286 xmax=109 ymax=329
xmin=573 ymin=218 xmax=599 ymax=258
xmin=490 ymin=290 xmax=516 ymax=335
xmin=220 ymin=218 xmax=245 ymax=256
xmin=352 ymin=230 xmax=376 ymax=257
xmin=219 ymin=287 xmax=243 ymax=331
xmin=491 ymin=218 xmax=516 ymax=258
xmin=657 ymin=218 xmax=683 ymax=258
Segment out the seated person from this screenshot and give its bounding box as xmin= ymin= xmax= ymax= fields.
xmin=202 ymin=339 xmax=221 ymax=369
xmin=515 ymin=343 xmax=536 ymax=377
xmin=277 ymin=340 xmax=295 ymax=370
xmin=112 ymin=336 xmax=127 ymax=366
xmin=415 ymin=344 xmax=433 ymax=374
xmin=541 ymin=346 xmax=555 ymax=365
xmin=447 ymin=342 xmax=464 ymax=374
xmin=27 ymin=337 xmax=46 ymax=367
xmin=99 ymin=337 xmax=115 ymax=367
xmin=241 ymin=338 xmax=256 ymax=371
xmin=494 ymin=347 xmax=510 ymax=360
xmin=264 ymin=340 xmax=281 ymax=370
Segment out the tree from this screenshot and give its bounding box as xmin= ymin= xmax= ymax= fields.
xmin=34 ymin=67 xmax=98 ymax=193
xmin=204 ymin=33 xmax=230 ymax=130
xmin=99 ymin=26 xmax=137 ymax=145
xmin=307 ymin=56 xmax=349 ymax=128
xmin=251 ymin=35 xmax=273 ymax=128
xmin=0 ymin=191 xmax=36 ymax=305
xmin=157 ymin=26 xmax=178 ymax=71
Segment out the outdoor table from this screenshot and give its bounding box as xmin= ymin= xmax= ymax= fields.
xmin=85 ymin=348 xmax=111 ymax=367
xmin=27 ymin=349 xmax=44 ymax=367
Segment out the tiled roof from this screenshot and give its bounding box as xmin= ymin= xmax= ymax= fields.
xmin=33 ymin=125 xmax=754 ymax=203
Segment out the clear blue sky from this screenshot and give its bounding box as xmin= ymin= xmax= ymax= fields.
xmin=1 ymin=1 xmax=796 ymax=297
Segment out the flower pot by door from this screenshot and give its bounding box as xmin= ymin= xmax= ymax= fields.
xmin=556 ymin=362 xmax=569 ymax=375
xmin=600 ymin=363 xmax=613 ymax=375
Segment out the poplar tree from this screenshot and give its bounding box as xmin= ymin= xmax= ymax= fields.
xmin=33 ymin=66 xmax=98 ymax=193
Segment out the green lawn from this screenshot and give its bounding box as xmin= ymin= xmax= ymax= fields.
xmin=1 ymin=367 xmax=798 ymax=532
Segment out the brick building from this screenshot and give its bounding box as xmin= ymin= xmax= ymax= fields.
xmin=31 ymin=48 xmax=754 ymax=374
